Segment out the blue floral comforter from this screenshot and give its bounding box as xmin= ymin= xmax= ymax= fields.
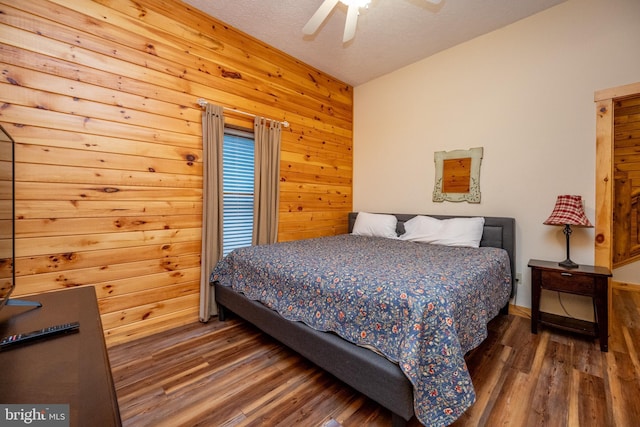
xmin=212 ymin=234 xmax=511 ymax=426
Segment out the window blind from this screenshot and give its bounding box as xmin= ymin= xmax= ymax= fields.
xmin=223 ymin=130 xmax=254 ymax=256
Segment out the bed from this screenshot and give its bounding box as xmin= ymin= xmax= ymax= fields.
xmin=211 ymin=212 xmax=516 ymax=427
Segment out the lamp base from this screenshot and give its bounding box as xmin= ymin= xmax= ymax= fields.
xmin=558 ymin=259 xmax=578 ymax=269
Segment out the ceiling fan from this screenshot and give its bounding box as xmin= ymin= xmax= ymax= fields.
xmin=303 ymin=0 xmax=443 ymax=43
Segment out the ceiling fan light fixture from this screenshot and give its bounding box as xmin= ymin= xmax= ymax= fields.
xmin=303 ymin=0 xmax=372 ymax=43
xmin=339 ymin=0 xmax=371 ymax=7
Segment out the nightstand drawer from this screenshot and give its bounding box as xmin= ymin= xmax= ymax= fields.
xmin=540 ymin=270 xmax=594 ymax=294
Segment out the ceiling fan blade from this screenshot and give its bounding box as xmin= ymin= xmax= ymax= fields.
xmin=343 ymin=4 xmax=359 ymax=43
xmin=303 ymin=0 xmax=340 ymax=35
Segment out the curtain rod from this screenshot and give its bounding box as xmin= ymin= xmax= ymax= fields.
xmin=196 ymin=98 xmax=289 ymax=128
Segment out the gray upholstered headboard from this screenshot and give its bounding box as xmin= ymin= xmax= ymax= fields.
xmin=348 ymin=212 xmax=516 ymax=290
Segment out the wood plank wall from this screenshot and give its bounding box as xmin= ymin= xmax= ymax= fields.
xmin=0 ymin=0 xmax=353 ymax=346
xmin=613 ymin=95 xmax=640 ymax=266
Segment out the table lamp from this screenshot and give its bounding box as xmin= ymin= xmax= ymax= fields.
xmin=543 ymin=195 xmax=593 ymax=269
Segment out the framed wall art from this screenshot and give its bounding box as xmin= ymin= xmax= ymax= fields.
xmin=433 ymin=147 xmax=483 ymax=203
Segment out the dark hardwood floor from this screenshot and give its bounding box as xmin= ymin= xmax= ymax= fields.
xmin=108 ymin=286 xmax=640 ymax=426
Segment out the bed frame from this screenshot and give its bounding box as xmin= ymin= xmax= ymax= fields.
xmin=213 ymin=213 xmax=516 ymax=426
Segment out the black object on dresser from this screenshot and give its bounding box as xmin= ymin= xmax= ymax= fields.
xmin=528 ymin=258 xmax=612 ymax=352
xmin=0 ymin=286 xmax=121 ymax=426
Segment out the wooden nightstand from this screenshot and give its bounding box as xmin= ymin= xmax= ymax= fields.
xmin=528 ymin=259 xmax=612 ymax=352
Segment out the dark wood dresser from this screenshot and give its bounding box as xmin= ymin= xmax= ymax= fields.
xmin=0 ymin=286 xmax=121 ymax=426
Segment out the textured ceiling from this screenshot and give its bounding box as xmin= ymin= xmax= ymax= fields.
xmin=183 ymin=0 xmax=566 ymax=86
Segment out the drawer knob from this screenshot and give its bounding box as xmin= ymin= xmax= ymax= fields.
xmin=561 ymin=272 xmax=573 ymax=277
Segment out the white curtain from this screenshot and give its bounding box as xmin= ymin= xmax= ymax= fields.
xmin=253 ymin=117 xmax=281 ymax=245
xmin=199 ymin=104 xmax=224 ymax=322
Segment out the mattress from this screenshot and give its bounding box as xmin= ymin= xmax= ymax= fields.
xmin=212 ymin=234 xmax=512 ymax=426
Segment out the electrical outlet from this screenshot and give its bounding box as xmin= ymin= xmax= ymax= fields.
xmin=512 ymin=272 xmax=523 ymax=306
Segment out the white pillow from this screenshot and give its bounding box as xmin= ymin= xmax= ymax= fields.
xmin=351 ymin=212 xmax=398 ymax=239
xmin=400 ymin=216 xmax=485 ymax=248
xmin=399 ymin=215 xmax=443 ymax=242
xmin=436 ymin=217 xmax=485 ymax=247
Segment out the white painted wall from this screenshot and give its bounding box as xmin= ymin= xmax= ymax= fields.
xmin=353 ymin=0 xmax=640 ymax=319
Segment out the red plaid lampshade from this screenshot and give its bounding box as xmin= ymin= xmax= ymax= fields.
xmin=543 ymin=195 xmax=593 ymax=227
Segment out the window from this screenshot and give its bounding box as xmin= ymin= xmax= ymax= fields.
xmin=222 ymin=129 xmax=255 ymax=256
